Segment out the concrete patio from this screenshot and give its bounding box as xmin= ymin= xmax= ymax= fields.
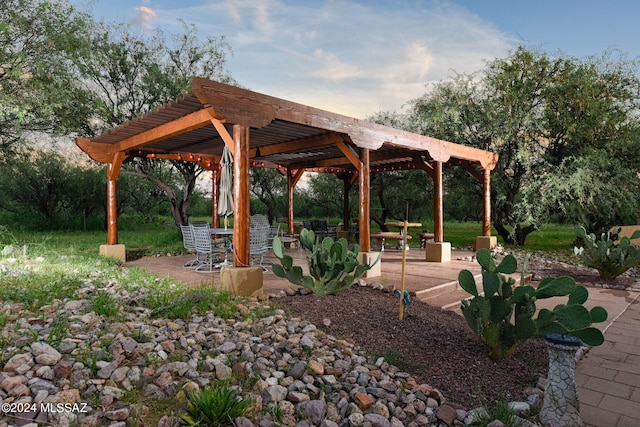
xmin=126 ymin=248 xmax=484 ymax=298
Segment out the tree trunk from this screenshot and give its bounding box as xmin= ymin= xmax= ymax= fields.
xmin=493 ymin=220 xmax=515 ymax=245
xmin=493 ymin=219 xmax=537 ymax=246
xmin=515 ymin=224 xmax=537 ymax=246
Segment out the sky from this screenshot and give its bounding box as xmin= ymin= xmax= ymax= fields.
xmin=74 ymin=0 xmax=640 ymax=119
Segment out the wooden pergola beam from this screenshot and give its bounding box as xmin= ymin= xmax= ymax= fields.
xmin=250 ymin=133 xmax=345 ymax=158
xmin=113 ymin=109 xmax=214 ymax=154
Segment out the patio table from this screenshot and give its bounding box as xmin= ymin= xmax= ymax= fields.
xmin=211 ymin=228 xmax=233 ymax=267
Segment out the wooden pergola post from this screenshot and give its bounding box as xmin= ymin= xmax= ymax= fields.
xmin=287 ymin=172 xmax=295 ymax=235
xmin=287 ymin=169 xmax=305 ymax=235
xmin=359 ymin=148 xmax=370 ymax=251
xmin=424 ymin=160 xmax=451 ymax=262
xmin=342 ymin=175 xmax=351 ymax=232
xmin=106 ymin=152 xmax=124 ymax=245
xmin=233 ymin=125 xmax=250 ymax=267
xmin=433 ymin=161 xmax=443 ymax=243
xmin=99 ymin=152 xmax=127 ymax=263
xmin=482 ymin=168 xmax=491 ymax=236
xmin=473 ymin=166 xmax=498 ymax=251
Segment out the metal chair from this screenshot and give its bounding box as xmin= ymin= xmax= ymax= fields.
xmin=268 ymin=223 xmax=282 ymax=248
xmin=249 ymin=224 xmax=270 ymax=271
xmin=250 ymin=214 xmax=270 ymax=228
xmin=192 ymin=224 xmax=225 ymax=273
xmin=181 ymin=222 xmax=211 ymax=268
xmin=180 ymin=223 xmax=199 ymax=268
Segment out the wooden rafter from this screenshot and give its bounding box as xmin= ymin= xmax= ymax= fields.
xmin=113 ymin=109 xmax=213 ymax=154
xmin=250 ymin=132 xmax=345 ymax=158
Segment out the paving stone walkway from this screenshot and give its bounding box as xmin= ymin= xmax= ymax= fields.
xmin=576 ymin=290 xmax=640 ymax=427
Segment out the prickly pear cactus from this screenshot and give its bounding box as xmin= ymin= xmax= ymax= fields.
xmin=575 ymin=225 xmax=640 ymax=279
xmin=459 ymin=248 xmax=608 ymax=360
xmin=272 ymin=228 xmax=380 ymax=296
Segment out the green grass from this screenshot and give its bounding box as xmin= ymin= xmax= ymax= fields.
xmin=145 ymin=285 xmax=241 ymax=320
xmin=1 ymin=219 xmax=577 ymax=259
xmin=0 ymin=221 xmax=184 ymax=260
xmin=519 ymin=223 xmax=577 ymax=252
xmin=90 ymin=291 xmax=121 ymax=317
xmin=47 ymin=314 xmax=70 ymax=346
xmin=468 ymin=399 xmax=518 ymax=427
xmin=392 ymin=221 xmax=576 ymax=253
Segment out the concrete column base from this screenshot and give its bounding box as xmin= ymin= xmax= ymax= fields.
xmin=475 ymin=236 xmax=498 ymax=251
xmin=220 ymin=266 xmax=263 ymax=297
xmin=425 ymin=242 xmax=451 ymax=263
xmin=99 ymin=244 xmax=126 ymax=263
xmin=358 ymin=251 xmax=382 ymax=278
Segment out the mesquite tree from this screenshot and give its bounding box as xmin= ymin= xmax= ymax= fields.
xmin=407 ymin=47 xmax=640 ymax=245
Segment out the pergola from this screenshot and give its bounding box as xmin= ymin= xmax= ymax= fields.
xmin=76 ymin=77 xmax=498 ymax=266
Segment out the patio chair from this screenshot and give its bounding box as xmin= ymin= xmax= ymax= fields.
xmin=267 ymin=223 xmax=282 ymax=248
xmin=250 ymin=224 xmax=270 ymax=271
xmin=250 ymin=214 xmax=270 ymax=228
xmin=180 ymin=223 xmax=199 ymax=268
xmin=192 ymin=224 xmax=225 ymax=273
xmin=181 ymin=222 xmax=212 ymax=268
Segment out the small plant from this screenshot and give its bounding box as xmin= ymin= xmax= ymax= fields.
xmin=574 ymin=225 xmax=640 ymax=279
xmin=47 ymin=314 xmax=70 ymax=345
xmin=469 ymin=400 xmax=517 ymax=427
xmin=272 ymin=228 xmax=379 ymax=295
xmin=148 ymin=287 xmax=240 ymax=320
xmin=0 ymin=311 xmax=8 ymax=329
xmin=90 ymin=291 xmax=120 ymax=317
xmin=376 ymin=348 xmax=416 ymax=372
xmin=261 ymin=405 xmax=284 ymax=424
xmin=180 ymin=382 xmax=254 ymax=426
xmin=459 ymin=249 xmax=608 ymax=360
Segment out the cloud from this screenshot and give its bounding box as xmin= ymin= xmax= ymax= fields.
xmin=131 ymin=5 xmax=156 ymax=30
xmin=222 ymin=0 xmax=277 ymax=37
xmin=149 ymin=0 xmax=514 ymax=117
xmin=309 ymin=49 xmax=361 ymax=80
